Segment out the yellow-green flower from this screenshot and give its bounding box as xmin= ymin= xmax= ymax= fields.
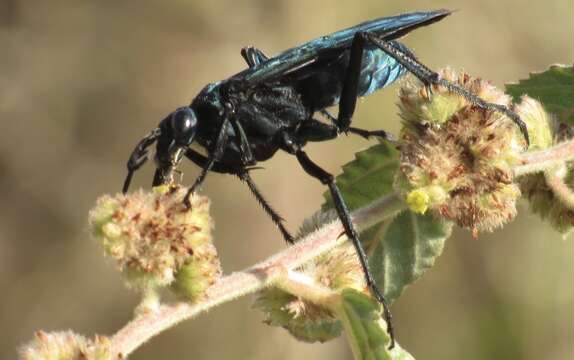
xmin=89 ymin=186 xmax=220 ymax=301
xmin=395 ymin=68 xmax=552 ymax=234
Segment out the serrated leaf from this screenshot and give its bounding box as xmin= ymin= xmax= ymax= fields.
xmin=323 ymin=141 xmax=399 ymax=210
xmin=369 ymin=211 xmax=451 ymax=303
xmin=338 ymin=289 xmax=415 ymax=360
xmin=506 ymin=64 xmax=574 ymax=125
xmin=322 ymin=142 xmax=452 ymax=303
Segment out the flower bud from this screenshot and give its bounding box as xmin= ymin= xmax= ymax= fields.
xmin=395 ymin=68 xmax=528 ymax=234
xmin=89 ymin=186 xmax=220 ymax=301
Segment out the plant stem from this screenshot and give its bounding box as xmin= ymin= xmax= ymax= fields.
xmin=110 ymin=192 xmax=406 ymax=358
xmin=545 ymin=166 xmax=574 ymax=210
xmin=275 ymin=270 xmax=340 ymax=309
xmin=514 ymin=139 xmax=574 ymax=176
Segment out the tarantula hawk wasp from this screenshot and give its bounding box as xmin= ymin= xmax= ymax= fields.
xmin=122 ymin=9 xmax=528 ymax=348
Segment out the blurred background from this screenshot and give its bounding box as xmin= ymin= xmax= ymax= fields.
xmin=1 ymin=0 xmax=574 ymax=359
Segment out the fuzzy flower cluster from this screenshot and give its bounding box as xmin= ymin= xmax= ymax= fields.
xmin=395 ymin=68 xmax=550 ymax=234
xmin=254 ymin=211 xmax=366 ymax=343
xmin=89 ymin=186 xmax=220 ymax=301
xmin=19 ymin=331 xmax=112 ymax=360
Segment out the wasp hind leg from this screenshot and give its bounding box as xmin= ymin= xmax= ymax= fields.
xmin=359 ymin=32 xmax=529 ymax=145
xmin=329 ymin=36 xmax=396 ymax=144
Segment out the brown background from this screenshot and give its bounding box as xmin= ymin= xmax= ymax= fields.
xmin=1 ymin=0 xmax=574 ymax=359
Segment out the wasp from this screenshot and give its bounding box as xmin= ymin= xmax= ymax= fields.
xmin=122 ymin=9 xmax=527 ymax=347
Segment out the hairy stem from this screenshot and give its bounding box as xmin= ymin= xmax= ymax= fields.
xmin=514 ymin=139 xmax=574 ymax=176
xmin=545 ymin=166 xmax=574 ymax=210
xmin=110 ymin=192 xmax=405 ymax=358
xmin=275 ymin=270 xmax=340 ymax=309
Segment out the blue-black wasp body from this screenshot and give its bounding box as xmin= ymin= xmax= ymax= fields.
xmin=122 ymin=9 xmax=528 ymax=348
xmin=132 ymin=10 xmax=450 ymax=189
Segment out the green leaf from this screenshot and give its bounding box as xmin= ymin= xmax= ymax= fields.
xmin=369 ymin=211 xmax=452 ymax=303
xmin=506 ymin=64 xmax=574 ymax=125
xmin=322 ymin=142 xmax=452 ymax=302
xmin=323 ymin=141 xmax=399 ymax=211
xmin=252 ymin=288 xmax=343 ymax=343
xmin=322 ymin=141 xmax=400 ymax=253
xmin=338 ymin=289 xmax=415 ymax=360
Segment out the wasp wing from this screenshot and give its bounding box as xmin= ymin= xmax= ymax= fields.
xmin=234 ymin=9 xmax=451 ymax=85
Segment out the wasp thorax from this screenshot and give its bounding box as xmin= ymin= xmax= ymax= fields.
xmin=395 ymin=68 xmax=529 ymax=235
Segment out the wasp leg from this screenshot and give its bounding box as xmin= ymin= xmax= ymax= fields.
xmin=335 ymin=32 xmax=368 ymax=132
xmin=184 ymin=148 xmax=234 ymax=174
xmin=284 ymin=133 xmax=395 ymax=348
xmin=184 ymin=148 xmax=294 ymax=243
xmin=230 ymin=119 xmax=256 ymax=166
xmin=296 ymin=119 xmax=338 ymax=142
xmin=360 ymin=32 xmax=530 ymax=146
xmin=184 ymin=118 xmax=230 ymax=206
xmin=348 ymin=127 xmax=396 ymax=142
xmin=241 ymin=46 xmax=269 ymax=67
xmin=238 ymin=171 xmax=294 ymax=244
xmin=298 ymin=118 xmax=395 ymax=143
xmin=123 ymin=128 xmax=161 ymax=193
xmin=319 ymin=109 xmax=338 ymax=125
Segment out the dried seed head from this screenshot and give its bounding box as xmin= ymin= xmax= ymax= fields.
xmin=254 ymin=211 xmax=365 ymax=343
xmin=396 ymin=68 xmax=526 ymax=234
xmin=19 ymin=331 xmax=113 ymax=360
xmin=89 ymin=186 xmax=220 ymax=301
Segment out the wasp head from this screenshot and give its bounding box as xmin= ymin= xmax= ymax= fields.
xmin=169 ymin=106 xmax=198 ymax=147
xmin=122 ymin=106 xmax=201 ymax=193
xmin=147 ymin=106 xmax=198 ymax=187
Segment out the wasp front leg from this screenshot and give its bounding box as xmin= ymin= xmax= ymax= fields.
xmin=184 ymin=147 xmax=293 ymax=243
xmin=184 ymin=118 xmax=231 ymax=206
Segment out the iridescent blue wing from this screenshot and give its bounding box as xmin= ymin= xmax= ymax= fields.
xmin=356 ymin=41 xmax=413 ymax=97
xmin=234 ymin=9 xmax=451 ymax=85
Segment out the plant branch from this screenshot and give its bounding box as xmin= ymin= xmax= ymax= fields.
xmin=545 ymin=166 xmax=574 ymax=210
xmin=275 ymin=270 xmax=340 ymax=309
xmin=514 ymin=139 xmax=574 ymax=176
xmin=110 ymin=192 xmax=406 ymax=358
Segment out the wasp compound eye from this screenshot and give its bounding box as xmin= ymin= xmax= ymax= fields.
xmin=171 ymin=107 xmax=198 ymax=145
